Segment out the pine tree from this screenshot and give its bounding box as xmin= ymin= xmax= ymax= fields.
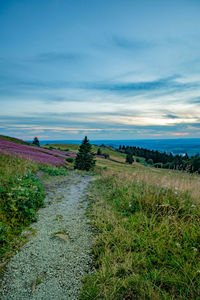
xmin=97 ymin=148 xmax=102 ymax=155
xmin=32 ymin=137 xmax=40 ymax=146
xmin=74 ymin=136 xmax=95 ymax=171
xmin=126 ymin=153 xmax=134 ymax=164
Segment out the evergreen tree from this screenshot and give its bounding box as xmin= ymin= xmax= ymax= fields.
xmin=126 ymin=153 xmax=134 ymax=164
xmin=97 ymin=148 xmax=102 ymax=155
xmin=74 ymin=136 xmax=95 ymax=171
xmin=32 ymin=137 xmax=40 ymax=146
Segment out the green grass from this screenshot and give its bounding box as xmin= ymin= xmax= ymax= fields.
xmin=0 ymin=155 xmax=45 ymax=262
xmin=0 ymin=153 xmax=69 ymax=267
xmin=38 ymin=165 xmax=68 ymax=176
xmin=80 ymin=165 xmax=200 ymax=299
xmin=43 ymin=143 xmax=80 ymax=152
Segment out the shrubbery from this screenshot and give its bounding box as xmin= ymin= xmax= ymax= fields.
xmin=65 ymin=157 xmax=74 ymax=163
xmin=0 ymin=174 xmax=45 ymax=225
xmin=0 ymin=155 xmax=41 ymax=257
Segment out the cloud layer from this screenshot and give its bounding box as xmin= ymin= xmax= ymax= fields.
xmin=0 ymin=0 xmax=200 ymax=140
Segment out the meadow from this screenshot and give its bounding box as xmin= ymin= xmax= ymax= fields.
xmin=0 ymin=137 xmax=199 ymax=298
xmin=44 ymin=142 xmax=200 ymax=298
xmin=0 ymin=136 xmax=72 ymax=268
xmin=79 ymin=152 xmax=200 ymax=299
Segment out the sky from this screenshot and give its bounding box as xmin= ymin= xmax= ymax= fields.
xmin=0 ymin=0 xmax=200 ymax=140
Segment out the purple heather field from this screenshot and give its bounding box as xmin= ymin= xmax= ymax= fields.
xmin=0 ymin=138 xmax=76 ymax=166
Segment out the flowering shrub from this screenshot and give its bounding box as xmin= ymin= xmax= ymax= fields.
xmin=0 ymin=138 xmax=77 ymax=166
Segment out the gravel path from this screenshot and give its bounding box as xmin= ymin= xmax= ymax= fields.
xmin=0 ymin=173 xmax=93 ymax=300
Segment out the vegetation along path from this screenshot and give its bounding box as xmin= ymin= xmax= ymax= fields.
xmin=0 ymin=173 xmax=93 ymax=300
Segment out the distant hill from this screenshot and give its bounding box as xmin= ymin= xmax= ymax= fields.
xmin=0 ymin=135 xmax=31 ymax=146
xmin=0 ymin=135 xmax=76 ymax=166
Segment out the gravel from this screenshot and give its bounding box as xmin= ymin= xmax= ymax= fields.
xmin=0 ymin=173 xmax=94 ymax=300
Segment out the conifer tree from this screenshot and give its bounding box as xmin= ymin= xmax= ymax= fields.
xmin=32 ymin=137 xmax=40 ymax=146
xmin=126 ymin=153 xmax=134 ymax=164
xmin=74 ymin=136 xmax=95 ymax=171
xmin=97 ymin=148 xmax=102 ymax=155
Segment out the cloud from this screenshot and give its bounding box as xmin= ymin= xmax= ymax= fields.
xmin=189 ymin=97 xmax=200 ymax=104
xmin=166 ymin=114 xmax=180 ymax=119
xmin=32 ymin=52 xmax=85 ymax=63
xmin=169 ymin=132 xmax=189 ymax=136
xmin=83 ymin=75 xmax=199 ymax=94
xmin=112 ymin=35 xmax=155 ymax=50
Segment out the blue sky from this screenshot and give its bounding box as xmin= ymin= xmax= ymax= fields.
xmin=1 ymin=0 xmax=200 ymax=140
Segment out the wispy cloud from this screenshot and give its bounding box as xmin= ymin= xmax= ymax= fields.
xmin=112 ymin=35 xmax=155 ymax=50
xmin=31 ymin=52 xmax=85 ymax=63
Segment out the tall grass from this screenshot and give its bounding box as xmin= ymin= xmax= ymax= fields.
xmin=0 ymin=154 xmax=45 ymax=262
xmin=80 ymin=167 xmax=200 ymax=299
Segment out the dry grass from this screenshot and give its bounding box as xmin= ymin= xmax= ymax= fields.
xmin=95 ymin=156 xmax=200 ymax=201
xmin=80 ymin=155 xmax=200 ymax=299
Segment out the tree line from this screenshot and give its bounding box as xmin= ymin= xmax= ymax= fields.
xmin=118 ymin=145 xmax=200 ymax=173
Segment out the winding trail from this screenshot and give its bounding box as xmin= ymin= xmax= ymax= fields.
xmin=0 ymin=173 xmax=93 ymax=300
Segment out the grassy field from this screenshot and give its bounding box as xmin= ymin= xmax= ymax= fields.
xmin=1 ymin=140 xmax=199 ymax=298
xmin=0 ymin=153 xmax=68 ymax=268
xmin=79 ymin=147 xmax=200 ymax=299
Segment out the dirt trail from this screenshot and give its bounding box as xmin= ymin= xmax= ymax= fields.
xmin=0 ymin=173 xmax=93 ymax=300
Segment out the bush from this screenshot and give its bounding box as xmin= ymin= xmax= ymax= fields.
xmin=146 ymin=158 xmax=153 ymax=165
xmin=65 ymin=157 xmax=74 ymax=163
xmin=154 ymin=162 xmax=162 ymax=168
xmin=126 ymin=153 xmax=134 ymax=164
xmin=0 ymin=173 xmax=45 ymax=224
xmin=97 ymin=148 xmax=102 ymax=155
xmin=103 ymin=153 xmax=110 ymax=159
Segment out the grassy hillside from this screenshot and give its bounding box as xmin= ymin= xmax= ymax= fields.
xmin=79 ymin=147 xmax=200 ymax=299
xmin=0 ymin=136 xmax=70 ymax=267
xmin=0 ymin=135 xmax=31 ymax=145
xmin=1 ymin=138 xmax=199 ymax=297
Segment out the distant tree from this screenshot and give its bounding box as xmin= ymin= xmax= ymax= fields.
xmin=74 ymin=136 xmax=95 ymax=171
xmin=189 ymin=156 xmax=200 ymax=173
xmin=154 ymin=163 xmax=162 ymax=168
xmin=32 ymin=137 xmax=40 ymax=147
xmin=184 ymin=153 xmax=189 ymax=160
xmin=119 ymin=145 xmax=122 ymax=150
xmin=103 ymin=153 xmax=109 ymax=159
xmin=126 ymin=153 xmax=134 ymax=164
xmin=97 ymin=148 xmax=102 ymax=155
xmin=147 ymin=158 xmax=154 ymax=165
